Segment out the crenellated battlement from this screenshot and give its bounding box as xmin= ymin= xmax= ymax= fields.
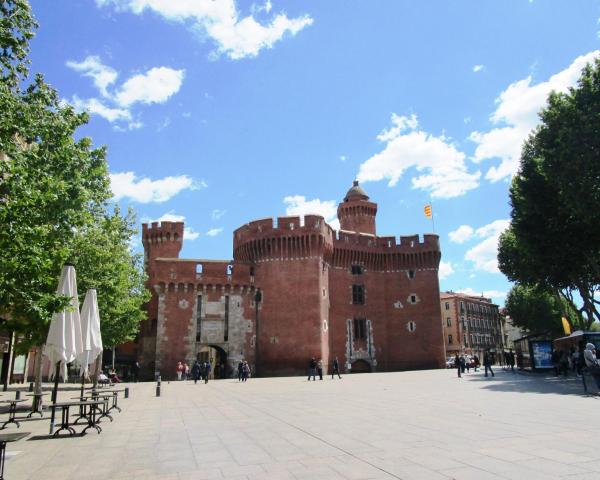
xmin=334 ymin=231 xmax=440 ymax=251
xmin=142 ymin=221 xmax=184 ymax=261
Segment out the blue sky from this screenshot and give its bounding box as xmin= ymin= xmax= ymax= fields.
xmin=28 ymin=0 xmax=600 ymax=305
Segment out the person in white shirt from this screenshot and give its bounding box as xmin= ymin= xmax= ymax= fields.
xmin=583 ymin=343 xmax=600 ymax=389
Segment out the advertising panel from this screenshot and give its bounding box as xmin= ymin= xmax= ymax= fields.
xmin=531 ymin=341 xmax=553 ymax=368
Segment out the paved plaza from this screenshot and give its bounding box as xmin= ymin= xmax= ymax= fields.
xmin=6 ymin=369 xmax=600 ymax=480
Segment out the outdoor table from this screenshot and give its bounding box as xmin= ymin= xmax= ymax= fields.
xmin=0 ymin=432 xmax=29 ymax=479
xmin=26 ymin=392 xmax=49 ymax=418
xmin=0 ymin=400 xmax=27 ymax=430
xmin=50 ymin=400 xmax=105 ymax=436
xmin=105 ymin=388 xmax=126 ymax=413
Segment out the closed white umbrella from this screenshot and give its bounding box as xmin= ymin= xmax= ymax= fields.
xmin=43 ymin=263 xmax=83 ymax=433
xmin=77 ymin=289 xmax=103 ymax=395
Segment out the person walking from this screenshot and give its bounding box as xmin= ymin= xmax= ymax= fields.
xmin=242 ymin=361 xmax=250 ymax=382
xmin=473 ymin=354 xmax=480 ymax=372
xmin=176 ymin=361 xmax=184 ymax=381
xmin=204 ymin=361 xmax=211 ymax=384
xmin=331 ymin=356 xmax=342 ymax=379
xmin=507 ymin=350 xmax=515 ymax=373
xmin=583 ymin=343 xmax=600 ymax=390
xmin=191 ymin=360 xmax=201 ymax=384
xmin=317 ymin=359 xmax=324 ymax=380
xmin=237 ymin=361 xmax=243 ymax=381
xmin=484 ymin=351 xmax=495 ymax=377
xmin=455 ymin=353 xmax=461 ymax=378
xmin=133 ymin=361 xmax=140 ymax=382
xmin=459 ymin=355 xmax=466 ymax=374
xmin=308 ymin=357 xmax=317 ymax=381
xmin=184 ymin=362 xmax=190 ymax=381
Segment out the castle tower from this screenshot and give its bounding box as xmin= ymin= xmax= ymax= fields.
xmin=142 ymin=221 xmax=184 ymax=264
xmin=337 ymin=181 xmax=378 ymax=235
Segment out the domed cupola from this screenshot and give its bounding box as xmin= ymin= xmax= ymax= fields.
xmin=337 ymin=180 xmax=378 ymax=235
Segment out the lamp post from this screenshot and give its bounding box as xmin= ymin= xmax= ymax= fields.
xmin=254 ymin=289 xmax=262 ymax=378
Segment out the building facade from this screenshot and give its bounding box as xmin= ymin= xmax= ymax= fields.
xmin=136 ymin=182 xmax=446 ymax=379
xmin=440 ymin=292 xmax=504 ymax=360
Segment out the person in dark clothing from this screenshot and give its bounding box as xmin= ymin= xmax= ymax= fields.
xmin=507 ymin=350 xmax=515 ymax=373
xmin=308 ymin=357 xmax=317 ymax=381
xmin=191 ymin=360 xmax=201 ymax=384
xmin=484 ymin=351 xmax=495 ymax=377
xmin=459 ymin=355 xmax=466 ymax=374
xmin=317 ymin=359 xmax=324 ymax=380
xmin=473 ymin=355 xmax=480 ymax=372
xmin=455 ymin=354 xmax=461 ymax=378
xmin=551 ymin=350 xmax=560 ymax=376
xmin=204 ymin=361 xmax=211 ymax=384
xmin=132 ymin=361 xmax=140 ymax=382
xmin=241 ymin=361 xmax=250 ymax=382
xmin=237 ymin=361 xmax=243 ymax=381
xmin=331 ymin=357 xmax=342 ymax=379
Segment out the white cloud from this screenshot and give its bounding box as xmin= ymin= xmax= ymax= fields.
xmin=448 ymin=225 xmax=474 ymax=244
xmin=357 ymin=114 xmax=480 ymax=199
xmin=151 ymin=211 xmax=199 ymax=240
xmin=110 ymin=172 xmax=199 ymax=203
xmin=439 ymin=261 xmax=454 ymax=280
xmin=211 ymin=209 xmax=227 ymax=220
xmin=464 ymin=219 xmax=510 ymax=273
xmin=339 ymin=155 xmax=347 ymax=162
xmin=206 ymin=228 xmax=223 ymax=237
xmin=470 ymin=50 xmax=600 ymax=182
xmin=115 ymin=67 xmax=185 ymax=107
xmin=472 ymin=64 xmax=484 ymax=73
xmin=283 ymin=195 xmax=340 ymax=230
xmin=457 ymin=288 xmax=507 ymax=301
xmin=96 ymin=0 xmax=313 ymax=60
xmin=67 ymin=56 xmax=184 ymax=129
xmin=66 ymin=56 xmax=118 ymax=97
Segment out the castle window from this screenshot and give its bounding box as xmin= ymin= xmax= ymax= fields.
xmin=352 ymin=285 xmax=365 ymax=305
xmin=408 ymin=270 xmax=415 ymax=279
xmin=196 ymin=264 xmax=203 ymax=275
xmin=445 ymin=302 xmax=450 ymax=310
xmin=353 ymin=318 xmax=366 ymax=340
xmin=448 ymin=334 xmax=453 ymax=344
xmin=407 ymin=321 xmax=417 ymax=332
xmin=227 ymin=264 xmax=233 ymax=275
xmin=409 ymin=294 xmax=417 ymax=304
xmin=446 ymin=317 xmax=451 ymax=327
xmin=351 ymin=265 xmax=363 ymax=275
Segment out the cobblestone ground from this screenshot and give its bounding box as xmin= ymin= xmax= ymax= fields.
xmin=5 ymin=368 xmax=600 ymax=480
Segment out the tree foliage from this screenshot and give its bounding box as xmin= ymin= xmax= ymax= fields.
xmin=0 ymin=1 xmax=149 ymax=353
xmin=498 ymin=57 xmax=600 ymax=330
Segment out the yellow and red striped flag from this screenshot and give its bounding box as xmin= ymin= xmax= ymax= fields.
xmin=424 ymin=204 xmax=432 ymax=218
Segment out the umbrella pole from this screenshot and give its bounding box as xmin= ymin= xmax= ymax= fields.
xmin=49 ymin=361 xmax=60 ymax=434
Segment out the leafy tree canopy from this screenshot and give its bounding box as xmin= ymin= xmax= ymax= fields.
xmin=499 ymin=57 xmax=600 ymax=330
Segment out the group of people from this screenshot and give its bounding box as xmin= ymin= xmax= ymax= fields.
xmin=237 ymin=360 xmax=251 ymax=382
xmin=176 ymin=360 xmax=212 ymax=384
xmin=455 ymin=351 xmax=498 ymax=378
xmin=97 ymin=368 xmax=121 ymax=385
xmin=308 ymin=356 xmax=342 ymax=380
xmin=552 ymin=343 xmax=600 ymax=390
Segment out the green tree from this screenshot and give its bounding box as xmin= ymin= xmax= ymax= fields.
xmin=498 ymin=57 xmax=600 ymax=330
xmin=72 ymin=207 xmax=150 ymax=349
xmin=505 ymin=284 xmax=576 ymax=335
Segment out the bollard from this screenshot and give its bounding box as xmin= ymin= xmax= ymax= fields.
xmin=124 ymin=387 xmax=129 ymax=399
xmin=15 ymin=391 xmax=20 ymax=400
xmin=28 ymin=382 xmax=33 ymax=392
xmin=156 ymin=376 xmax=161 ymax=397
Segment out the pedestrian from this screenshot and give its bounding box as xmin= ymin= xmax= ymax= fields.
xmin=483 ymin=351 xmax=495 ymax=377
xmin=191 ymin=360 xmax=201 ymax=384
xmin=317 ymin=359 xmax=323 ymax=380
xmin=473 ymin=354 xmax=480 ymax=372
xmin=237 ymin=361 xmax=243 ymax=381
xmin=308 ymin=357 xmax=317 ymax=381
xmin=459 ymin=354 xmax=466 ymax=374
xmin=242 ymin=361 xmax=250 ymax=382
xmin=184 ymin=362 xmax=190 ymax=380
xmin=455 ymin=353 xmax=461 ymax=378
xmin=204 ymin=361 xmax=211 ymax=384
xmin=583 ymin=343 xmax=600 ymax=391
xmin=133 ymin=361 xmax=140 ymax=382
xmin=331 ymin=356 xmax=342 ymax=379
xmin=507 ymin=349 xmax=515 ymax=373
xmin=551 ymin=349 xmax=560 ymax=376
xmin=176 ymin=361 xmax=184 ymax=381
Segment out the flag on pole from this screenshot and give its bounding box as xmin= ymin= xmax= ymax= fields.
xmin=424 ymin=204 xmax=432 ymax=218
xmin=561 ymin=317 xmax=571 ymax=335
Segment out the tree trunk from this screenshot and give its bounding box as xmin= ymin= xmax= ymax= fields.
xmin=92 ymin=355 xmax=101 ymax=389
xmin=112 ymin=347 xmax=115 ymax=370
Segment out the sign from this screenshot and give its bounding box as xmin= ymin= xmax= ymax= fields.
xmin=531 ymin=341 xmax=553 ymax=368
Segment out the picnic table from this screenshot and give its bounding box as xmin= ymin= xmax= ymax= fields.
xmin=50 ymin=400 xmax=105 ymax=436
xmin=0 ymin=432 xmax=29 ymax=479
xmin=0 ymin=400 xmax=27 ymax=430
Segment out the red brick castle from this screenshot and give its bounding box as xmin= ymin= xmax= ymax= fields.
xmin=136 ymin=181 xmax=445 ymax=379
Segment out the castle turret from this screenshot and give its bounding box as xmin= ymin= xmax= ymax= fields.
xmin=142 ymin=221 xmax=184 ymax=263
xmin=337 ymin=181 xmax=378 ymax=235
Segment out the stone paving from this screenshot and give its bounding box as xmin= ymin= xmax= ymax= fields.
xmin=5 ymin=368 xmax=600 ymax=480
